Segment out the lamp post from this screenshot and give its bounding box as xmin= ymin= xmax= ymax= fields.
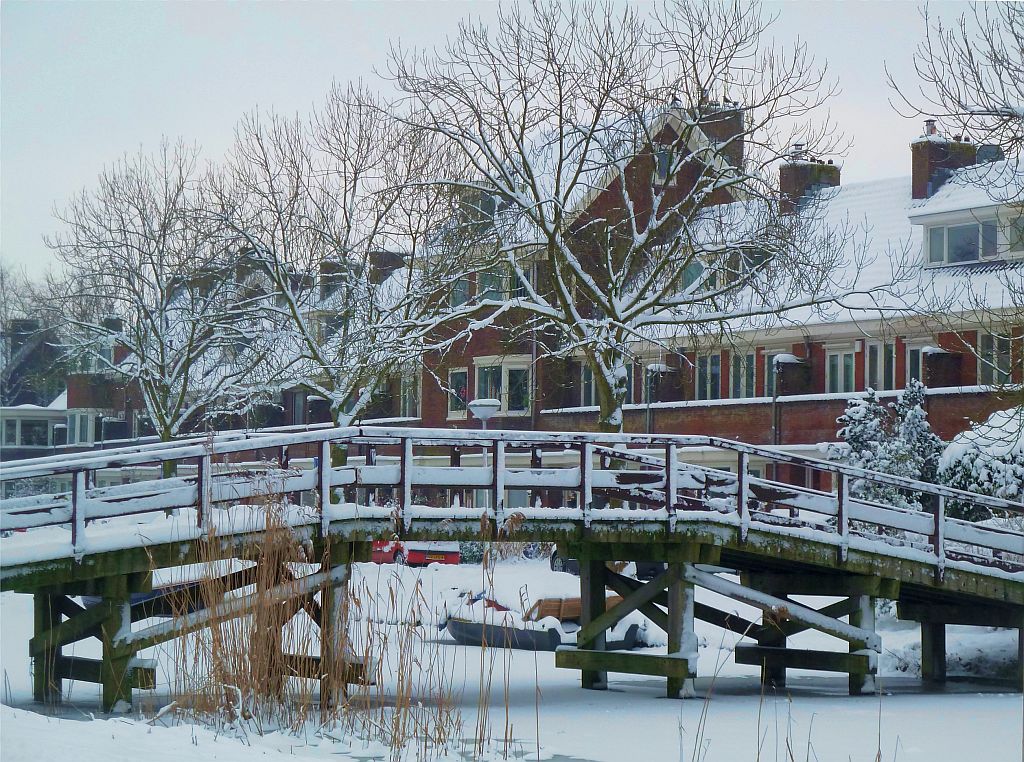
xmin=468 ymin=398 xmax=501 ymax=510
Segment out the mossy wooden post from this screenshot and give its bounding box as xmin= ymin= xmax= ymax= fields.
xmin=320 ymin=540 xmax=351 ymax=715
xmin=253 ymin=560 xmax=287 ymax=699
xmin=848 ymin=595 xmax=877 ymax=695
xmin=32 ymin=593 xmax=61 ymax=705
xmin=920 ymin=622 xmax=946 ymax=684
xmin=753 ymin=580 xmax=787 ymax=688
xmin=99 ymin=575 xmax=133 ymax=711
xmin=579 ymin=556 xmax=607 ymax=690
xmin=666 ymin=563 xmax=696 ymax=699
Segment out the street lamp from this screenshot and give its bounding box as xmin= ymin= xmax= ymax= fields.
xmin=468 ymin=398 xmax=501 ymax=510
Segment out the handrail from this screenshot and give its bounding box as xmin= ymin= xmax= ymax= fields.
xmin=2 ymin=425 xmax=1021 ymax=575
xmin=3 ymin=425 xmax=1021 ymax=515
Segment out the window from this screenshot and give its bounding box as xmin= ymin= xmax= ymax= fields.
xmin=763 ymin=352 xmax=783 ymax=397
xmin=682 ymin=260 xmax=704 ymax=291
xmin=448 ymin=369 xmax=468 ymax=415
xmin=826 ymin=349 xmax=855 ymax=394
xmin=696 ymin=353 xmax=721 ymax=400
xmin=478 ymin=270 xmax=505 ymax=301
xmin=978 ymin=333 xmax=1012 ymax=385
xmin=511 ymin=265 xmax=531 ymax=299
xmin=476 ymin=365 xmax=502 ymax=400
xmin=67 ymin=413 xmax=92 ymax=445
xmin=654 ymin=148 xmax=674 ymax=184
xmin=581 ymin=365 xmax=595 ymax=407
xmin=730 ymin=353 xmax=756 ymax=398
xmin=400 ymin=374 xmax=420 ymax=418
xmin=1007 ymin=216 xmax=1024 ymax=252
xmin=866 ymin=342 xmax=897 ymax=391
xmin=927 ymin=221 xmax=998 ymax=265
xmin=644 ymin=367 xmax=661 ymax=404
xmin=449 ymin=278 xmax=470 ymax=307
xmin=21 ymin=419 xmax=48 ymax=446
xmin=507 ymin=368 xmax=530 ymax=413
xmin=3 ymin=419 xmax=17 ymax=445
xmin=907 ymin=345 xmax=925 ymax=385
xmin=474 ymin=356 xmax=532 ymax=415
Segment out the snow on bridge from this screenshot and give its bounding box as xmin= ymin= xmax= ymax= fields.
xmin=1 ymin=424 xmax=1022 ymax=710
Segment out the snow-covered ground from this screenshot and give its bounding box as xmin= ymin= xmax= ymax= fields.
xmin=1 ymin=558 xmax=1021 ymax=761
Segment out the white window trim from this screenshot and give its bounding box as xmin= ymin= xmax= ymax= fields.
xmin=729 ymin=351 xmax=757 ymax=399
xmin=695 ymin=352 xmax=723 ymax=401
xmin=825 ymin=346 xmax=856 ymax=394
xmin=472 ymin=355 xmax=532 ymax=416
xmin=865 ymin=340 xmax=898 ymax=391
xmin=399 ymin=373 xmax=421 ymax=419
xmin=446 ymin=367 xmax=469 ymax=420
xmin=760 ymin=348 xmax=789 ymax=397
xmin=920 ymin=211 xmax=1024 ymax=267
xmin=904 ymin=339 xmax=930 ymax=386
xmin=978 ymin=331 xmax=1013 ymax=386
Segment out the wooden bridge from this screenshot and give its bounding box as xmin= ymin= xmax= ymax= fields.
xmin=2 ymin=424 xmax=1022 ymax=711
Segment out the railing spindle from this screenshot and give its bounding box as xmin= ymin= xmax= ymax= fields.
xmin=494 ymin=441 xmax=505 ymax=525
xmin=837 ymin=472 xmax=849 ymax=562
xmin=71 ymin=470 xmax=86 ymax=559
xmin=934 ymin=495 xmax=946 ymax=577
xmin=400 ymin=437 xmax=413 ymax=531
xmin=581 ymin=443 xmax=594 ymax=527
xmin=737 ymin=451 xmax=749 ymax=541
xmin=197 ymin=454 xmax=211 ymax=529
xmin=319 ymin=440 xmax=331 ymax=537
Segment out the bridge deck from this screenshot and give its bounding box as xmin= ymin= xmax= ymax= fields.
xmin=2 ymin=425 xmax=1021 ymax=708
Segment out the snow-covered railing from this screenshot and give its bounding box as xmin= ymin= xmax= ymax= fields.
xmin=1 ymin=425 xmax=1021 ymax=573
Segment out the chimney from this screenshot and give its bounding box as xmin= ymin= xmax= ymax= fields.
xmin=911 ymin=119 xmax=978 ymax=199
xmin=697 ymin=100 xmax=745 ymax=170
xmin=368 ymin=249 xmax=405 ymax=285
xmin=779 ymin=145 xmax=840 ymax=213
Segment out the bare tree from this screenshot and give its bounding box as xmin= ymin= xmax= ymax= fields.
xmin=890 ymin=3 xmax=1023 ymax=191
xmin=892 ymin=4 xmax=1024 ymax=410
xmin=390 ymin=0 xmax=895 ymax=431
xmin=47 ymin=140 xmax=266 ymax=444
xmin=209 ymin=84 xmax=473 ymax=426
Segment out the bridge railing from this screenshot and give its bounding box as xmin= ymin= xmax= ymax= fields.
xmin=1 ymin=425 xmax=1021 ymax=573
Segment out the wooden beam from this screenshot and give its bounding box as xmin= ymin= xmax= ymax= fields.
xmin=920 ymin=622 xmax=946 ymax=684
xmin=666 ymin=563 xmax=695 ymax=699
xmin=577 ymin=565 xmax=673 ymax=646
xmin=30 ymin=599 xmax=111 ymax=655
xmin=734 ymin=645 xmax=871 ymax=675
xmin=100 ymin=575 xmax=134 ymax=711
xmin=742 ymin=572 xmax=899 ymax=599
xmin=53 ymin=655 xmax=155 ymax=689
xmin=897 ymin=601 xmax=1024 ymax=628
xmin=32 ymin=594 xmax=61 ymax=704
xmin=556 ymin=647 xmax=691 ymax=679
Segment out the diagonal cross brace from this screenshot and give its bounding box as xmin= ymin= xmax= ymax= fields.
xmin=578 ymin=565 xmax=677 ymax=647
xmin=117 ymin=564 xmax=350 ymax=653
xmin=682 ymin=566 xmax=881 ymax=651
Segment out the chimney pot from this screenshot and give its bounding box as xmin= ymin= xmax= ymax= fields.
xmin=924 ymin=118 xmax=938 ymax=136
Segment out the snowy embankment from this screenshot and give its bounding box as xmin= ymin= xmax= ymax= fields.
xmin=2 ymin=559 xmax=1021 ymax=762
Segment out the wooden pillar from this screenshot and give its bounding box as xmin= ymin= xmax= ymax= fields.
xmin=757 ymin=609 xmax=787 ymax=689
xmin=579 ymin=558 xmax=607 ymax=690
xmin=32 ymin=593 xmax=61 ymax=705
xmin=320 ymin=541 xmax=351 ymax=716
xmin=848 ymin=595 xmax=877 ymax=695
xmin=100 ymin=575 xmax=134 ymax=712
xmin=1017 ymin=626 xmax=1023 ymax=693
xmin=920 ymin=622 xmax=946 ymax=684
xmin=666 ymin=564 xmax=696 ymax=698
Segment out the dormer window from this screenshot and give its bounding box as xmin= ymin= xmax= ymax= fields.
xmin=927 ymin=220 xmax=997 ymax=265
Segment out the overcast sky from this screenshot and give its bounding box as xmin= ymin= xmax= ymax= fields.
xmin=1 ymin=1 xmax=965 ymax=278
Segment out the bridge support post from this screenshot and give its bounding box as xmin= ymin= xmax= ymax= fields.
xmin=32 ymin=593 xmax=61 ymax=705
xmin=757 ymin=609 xmax=787 ymax=689
xmin=848 ymin=595 xmax=877 ymax=695
xmin=320 ymin=540 xmax=351 ymax=714
xmin=666 ymin=563 xmax=696 ymax=699
xmin=100 ymin=575 xmax=134 ymax=712
xmin=920 ymin=622 xmax=946 ymax=685
xmin=579 ymin=558 xmax=607 ymax=690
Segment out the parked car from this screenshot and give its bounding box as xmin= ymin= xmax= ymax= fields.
xmin=371 ymin=540 xmax=461 ymax=566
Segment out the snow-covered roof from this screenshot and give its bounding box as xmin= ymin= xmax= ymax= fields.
xmin=47 ymin=390 xmax=68 ymax=410
xmin=908 ymin=160 xmax=1022 ymax=219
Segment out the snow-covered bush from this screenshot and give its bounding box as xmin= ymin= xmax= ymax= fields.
xmin=939 ymin=406 xmax=1024 ymax=521
xmin=828 ymin=381 xmax=944 ymax=511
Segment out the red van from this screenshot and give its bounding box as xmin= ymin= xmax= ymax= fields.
xmin=371 ymin=540 xmax=461 ymax=566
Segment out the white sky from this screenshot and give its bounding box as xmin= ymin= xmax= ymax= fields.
xmin=1 ymin=1 xmax=965 ymax=278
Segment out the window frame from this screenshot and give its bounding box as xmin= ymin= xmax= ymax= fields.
xmin=866 ymin=340 xmax=897 ymax=391
xmin=696 ymin=352 xmax=722 ymax=401
xmin=446 ymin=368 xmax=469 ymax=419
xmin=472 ymin=355 xmax=532 ymax=417
xmin=399 ymin=373 xmax=421 ymax=418
xmin=978 ymin=332 xmax=1013 ymax=386
xmin=825 ymin=347 xmax=856 ymax=395
xmin=730 ymin=352 xmax=756 ymax=399
xmin=925 ymin=218 xmax=1000 ymax=266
